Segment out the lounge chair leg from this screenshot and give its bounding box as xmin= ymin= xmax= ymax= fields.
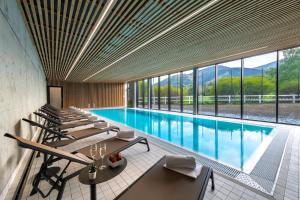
xmin=210 ymin=170 xmax=215 ymax=191
xmin=144 ymin=138 xmax=150 ymax=151
xmin=57 ymin=180 xmax=66 ymax=200
xmin=30 ymin=172 xmax=42 ymax=196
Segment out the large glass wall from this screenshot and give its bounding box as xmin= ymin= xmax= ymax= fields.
xmin=217 ymin=60 xmax=241 ymax=118
xmin=170 ymin=73 xmax=181 ymax=112
xmin=160 ymin=75 xmax=169 ymax=110
xmin=127 ymin=81 xmax=135 ymax=107
xmin=131 ymin=46 xmax=300 ymax=125
xmin=144 ymin=79 xmax=149 ymax=108
xmin=151 ymin=77 xmax=159 ymax=109
xmin=278 ymin=47 xmax=300 ymax=125
xmin=137 ymin=80 xmax=143 ymax=108
xmin=243 ymin=52 xmax=277 ymax=122
xmin=198 ymin=66 xmax=215 ymax=115
xmin=183 ymin=70 xmax=193 ymax=113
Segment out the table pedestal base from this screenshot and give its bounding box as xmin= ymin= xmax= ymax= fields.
xmin=90 ymin=184 xmax=96 ymax=200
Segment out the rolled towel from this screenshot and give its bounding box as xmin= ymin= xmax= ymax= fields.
xmin=94 ymin=122 xmax=108 ymax=129
xmin=165 ymin=155 xmax=196 ymax=169
xmin=88 ymin=116 xmax=98 ymax=121
xmin=117 ymin=130 xmax=135 ymax=138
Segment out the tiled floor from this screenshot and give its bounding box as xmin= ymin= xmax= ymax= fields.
xmin=8 ymin=123 xmax=300 ymax=200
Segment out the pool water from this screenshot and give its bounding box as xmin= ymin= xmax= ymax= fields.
xmin=90 ymin=108 xmax=274 ymax=170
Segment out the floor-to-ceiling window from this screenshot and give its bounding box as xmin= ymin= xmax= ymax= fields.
xmin=243 ymin=52 xmax=277 ymax=122
xmin=198 ymin=66 xmax=215 ymax=115
xmin=137 ymin=80 xmax=144 ymax=108
xmin=278 ymin=47 xmax=300 ymax=125
xmin=127 ymin=81 xmax=135 ymax=108
xmin=170 ymin=73 xmax=181 ymax=112
xmin=151 ymin=77 xmax=159 ymax=109
xmin=183 ymin=70 xmax=193 ymax=113
xmin=217 ymin=60 xmax=241 ymax=118
xmin=144 ymin=79 xmax=149 ymax=108
xmin=131 ymin=47 xmax=300 ymax=125
xmin=160 ymin=75 xmax=169 ymax=110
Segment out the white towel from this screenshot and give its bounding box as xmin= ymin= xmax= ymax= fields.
xmin=165 ymin=155 xmax=196 ymax=169
xmin=164 ymin=155 xmax=202 ymax=179
xmin=117 ymin=130 xmax=135 ymax=138
xmin=94 ymin=122 xmax=108 ymax=129
xmin=163 ymin=163 xmax=202 ymax=179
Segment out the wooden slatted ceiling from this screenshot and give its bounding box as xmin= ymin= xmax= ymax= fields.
xmin=19 ymin=0 xmax=107 ymax=80
xmin=20 ymin=0 xmax=300 ymax=82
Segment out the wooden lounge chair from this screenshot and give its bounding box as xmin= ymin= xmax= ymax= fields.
xmin=41 ymin=105 xmax=74 ymax=115
xmin=40 ymin=105 xmax=86 ymax=119
xmin=34 ymin=111 xmax=91 ymax=126
xmin=42 ymin=104 xmax=75 ymax=114
xmin=4 ymin=133 xmax=150 ymax=200
xmin=40 ymin=108 xmax=83 ymax=119
xmin=115 ymin=156 xmax=215 ymax=200
xmin=77 ymin=136 xmax=150 ymax=159
xmin=36 ymin=111 xmax=88 ymax=123
xmin=22 ymin=118 xmax=119 ymax=146
xmin=36 ymin=111 xmax=104 ymax=130
xmin=4 ymin=133 xmax=92 ymax=200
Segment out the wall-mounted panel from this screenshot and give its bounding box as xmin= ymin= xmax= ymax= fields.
xmin=48 ymin=81 xmax=124 ymax=108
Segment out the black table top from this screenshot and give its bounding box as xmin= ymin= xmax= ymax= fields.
xmin=79 ymin=157 xmax=127 ymax=185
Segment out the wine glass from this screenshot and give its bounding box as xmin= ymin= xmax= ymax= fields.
xmin=99 ymin=143 xmax=107 ymax=170
xmin=90 ymin=144 xmax=97 ymax=161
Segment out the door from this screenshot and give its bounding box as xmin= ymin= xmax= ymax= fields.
xmin=48 ymin=86 xmax=63 ymax=109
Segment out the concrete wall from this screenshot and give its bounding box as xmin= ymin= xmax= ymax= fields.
xmin=0 ymin=0 xmax=46 ymax=197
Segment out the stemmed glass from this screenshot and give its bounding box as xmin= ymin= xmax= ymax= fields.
xmin=90 ymin=144 xmax=97 ymax=163
xmin=99 ymin=143 xmax=107 ymax=170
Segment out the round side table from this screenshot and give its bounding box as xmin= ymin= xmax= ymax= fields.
xmin=79 ymin=158 xmax=127 ymax=200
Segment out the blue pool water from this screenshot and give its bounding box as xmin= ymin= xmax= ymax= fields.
xmin=90 ymin=108 xmax=273 ymax=170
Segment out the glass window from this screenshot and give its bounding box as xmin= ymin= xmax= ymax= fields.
xmin=243 ymin=52 xmax=277 ymax=122
xmin=144 ymin=79 xmax=149 ymax=108
xmin=127 ymin=82 xmax=135 ymax=107
xmin=217 ymin=60 xmax=241 ymax=118
xmin=137 ymin=80 xmax=144 ymax=108
xmin=170 ymin=73 xmax=181 ymax=112
xmin=198 ymin=66 xmax=215 ymax=115
xmin=151 ymin=77 xmax=159 ymax=109
xmin=278 ymin=47 xmax=300 ymax=124
xmin=160 ymin=75 xmax=169 ymax=110
xmin=183 ymin=70 xmax=193 ymax=113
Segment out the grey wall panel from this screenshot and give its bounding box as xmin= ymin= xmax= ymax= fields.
xmin=0 ymin=0 xmax=46 ymax=196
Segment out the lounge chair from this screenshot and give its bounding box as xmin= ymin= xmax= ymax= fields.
xmin=4 ymin=133 xmax=92 ymax=199
xmin=77 ymin=136 xmax=150 ymax=159
xmin=40 ymin=107 xmax=81 ymax=119
xmin=34 ymin=112 xmax=89 ymax=126
xmin=35 ymin=111 xmax=104 ymax=131
xmin=22 ymin=118 xmax=119 ymax=146
xmin=40 ymin=105 xmax=86 ymax=118
xmin=4 ymin=133 xmax=150 ymax=199
xmin=115 ymin=156 xmax=214 ymax=200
